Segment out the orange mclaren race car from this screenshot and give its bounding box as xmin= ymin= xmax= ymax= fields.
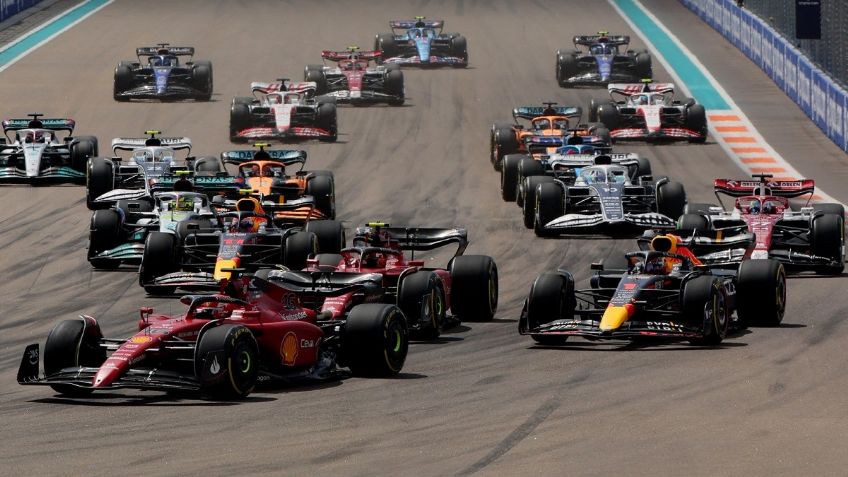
xmin=221 ymin=144 xmax=335 ymax=223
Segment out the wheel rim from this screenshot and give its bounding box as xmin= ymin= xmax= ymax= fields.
xmin=775 ymin=270 xmax=786 ymax=315
xmin=239 ymin=350 xmax=252 ymax=374
xmin=713 ymin=289 xmax=727 ymax=335
xmin=383 ymin=312 xmax=406 ymax=372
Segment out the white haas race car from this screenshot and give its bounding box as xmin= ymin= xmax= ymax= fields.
xmin=590 ymin=80 xmax=708 ymax=143
xmin=229 ymin=80 xmax=337 ymax=143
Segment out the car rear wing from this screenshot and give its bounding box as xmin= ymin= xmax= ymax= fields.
xmin=221 ymin=149 xmax=307 ymax=167
xmin=251 ymin=81 xmax=317 ymax=95
xmin=111 ymin=137 xmax=192 ymax=153
xmin=573 ymin=34 xmax=630 ymax=47
xmin=151 ymin=173 xmax=241 ymax=193
xmin=136 ymin=45 xmax=194 ymax=57
xmin=608 ymin=82 xmax=676 ymax=96
xmin=321 ymin=50 xmax=381 ymax=61
xmin=260 ymin=269 xmax=384 ymax=296
xmin=546 ymin=152 xmax=640 ymax=168
xmin=524 ymin=136 xmax=567 ymax=148
xmin=513 ymin=106 xmax=582 ymax=121
xmin=713 ymin=177 xmax=815 ymax=198
xmin=390 ymin=19 xmax=444 ymax=29
xmin=2 ymin=118 xmax=75 ymax=133
xmin=352 ymin=226 xmax=469 ymax=256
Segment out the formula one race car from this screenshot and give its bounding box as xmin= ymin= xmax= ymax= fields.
xmin=86 ymin=131 xmax=227 ymax=209
xmin=113 ymin=44 xmax=212 ymax=101
xmin=304 ymin=47 xmax=404 ymax=105
xmin=222 ymin=144 xmax=336 ymax=222
xmin=556 ymin=32 xmax=652 ymax=87
xmin=531 ymin=155 xmax=686 ymax=236
xmin=677 ymin=174 xmax=845 ymax=275
xmin=490 ymin=103 xmax=610 ymax=171
xmin=0 ymin=113 xmax=97 ymax=183
xmin=374 ymin=17 xmax=468 ymax=67
xmin=138 ymin=195 xmax=344 ymax=295
xmin=229 ymin=80 xmax=337 ymax=143
xmin=303 ymin=222 xmax=499 ymax=339
xmin=17 ymin=277 xmax=408 ymax=399
xmin=88 ymin=190 xmax=223 ymax=270
xmin=518 ymin=233 xmax=787 ymax=346
xmin=592 ymin=81 xmax=707 ymax=142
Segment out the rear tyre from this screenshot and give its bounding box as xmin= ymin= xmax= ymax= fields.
xmin=525 ymin=273 xmax=574 ymax=345
xmin=635 ymin=156 xmax=653 ymax=179
xmin=813 ymin=203 xmax=845 ymax=217
xmin=139 ymin=232 xmax=178 ymax=295
xmin=598 ymin=104 xmax=619 ymax=131
xmin=384 ymin=69 xmax=405 ymax=105
xmin=398 ymin=271 xmax=445 ymax=340
xmin=450 ymin=35 xmax=468 ymax=66
xmin=534 ymin=182 xmax=564 ymax=237
xmin=676 ymin=213 xmax=711 ymax=237
xmin=589 ymin=98 xmax=611 ymax=123
xmin=450 ymin=255 xmax=498 ymax=321
xmin=593 ymin=126 xmax=611 ymax=146
xmin=305 ymin=220 xmax=345 ymax=254
xmin=195 ymin=324 xmax=258 ymax=399
xmin=283 ymin=231 xmax=318 ymax=269
xmin=305 ymin=174 xmax=335 ymax=219
xmin=304 ymin=67 xmax=328 ymax=94
xmin=516 ymin=157 xmax=546 ymax=207
xmin=375 ymin=34 xmax=397 ymax=60
xmin=44 ymin=319 xmax=105 ymax=396
xmin=89 ymin=209 xmax=122 ymax=269
xmin=491 ymin=123 xmax=518 ymax=170
xmin=70 ymin=136 xmax=98 ymax=172
xmin=811 ymin=213 xmax=845 ymax=275
xmin=684 ymin=276 xmax=728 ymax=346
xmin=86 ymin=157 xmax=114 ymax=210
xmin=500 ymin=154 xmax=524 ymax=202
xmin=344 ymin=304 xmax=408 ymax=376
xmin=635 ymin=52 xmax=652 ymax=78
xmin=521 ymin=176 xmax=556 ymax=227
xmin=657 ymin=181 xmax=687 ymax=221
xmin=736 ymin=259 xmax=786 ymax=327
xmin=191 ymin=60 xmax=213 ymax=100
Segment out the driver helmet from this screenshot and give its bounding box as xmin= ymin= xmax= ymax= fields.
xmin=762 ymin=202 xmax=777 ymax=214
xmin=588 ymin=169 xmax=606 ymax=183
xmin=633 ymin=94 xmax=648 ymax=105
xmin=173 ymin=177 xmax=194 ymax=192
xmin=25 ymin=131 xmax=44 ymax=143
xmin=250 ymin=164 xmax=261 ymax=177
xmin=267 ymin=94 xmax=282 ymax=104
xmin=748 ymin=199 xmax=761 ymax=214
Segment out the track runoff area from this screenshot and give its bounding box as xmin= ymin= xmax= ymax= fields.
xmin=610 ymin=0 xmax=841 ymax=205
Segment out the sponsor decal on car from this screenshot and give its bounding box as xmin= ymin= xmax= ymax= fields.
xmin=280 ymin=332 xmax=298 ymax=365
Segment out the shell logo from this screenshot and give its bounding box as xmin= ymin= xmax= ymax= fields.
xmin=129 ymin=336 xmax=152 ymax=344
xmin=280 ymin=332 xmax=298 ymax=366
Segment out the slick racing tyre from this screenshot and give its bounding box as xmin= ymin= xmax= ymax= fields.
xmin=525 ymin=272 xmax=575 ymax=345
xmin=384 ymin=69 xmax=405 ymax=105
xmin=344 ymin=304 xmax=408 ymax=376
xmin=556 ymin=52 xmax=578 ymax=87
xmin=449 ymin=255 xmax=498 ymax=321
xmin=683 ymin=276 xmax=729 ymax=346
xmin=657 ymin=181 xmax=687 ymax=222
xmin=500 ymin=154 xmax=525 ymax=202
xmin=811 ymin=213 xmax=845 ymax=275
xmin=589 ymin=98 xmax=613 ymax=123
xmin=44 ymin=319 xmax=106 ymax=396
xmin=305 ymin=174 xmax=336 ymax=219
xmin=685 ymin=104 xmax=708 ymax=143
xmin=316 ymin=103 xmax=338 ymax=142
xmin=534 ymin=182 xmax=564 ymax=237
xmin=635 ymin=52 xmax=652 ymax=78
xmin=70 ymin=136 xmax=98 ymax=173
xmin=375 ymin=34 xmax=396 ymax=60
xmin=191 ymin=60 xmax=213 ymax=101
xmin=86 ymin=157 xmax=114 ymax=210
xmin=196 ymin=324 xmax=259 ymax=400
xmin=515 ymin=157 xmax=545 ymax=207
xmin=736 ymin=259 xmax=786 ymax=327
xmin=305 ymin=65 xmax=328 ymax=94
xmin=597 ymin=103 xmax=620 ymax=131
xmin=398 ymin=271 xmax=446 ymax=340
xmin=139 ymin=232 xmax=178 ymax=295
xmin=283 ymin=231 xmax=318 ymax=270
xmin=491 ymin=123 xmax=518 ymax=171
xmin=450 ymin=35 xmax=468 ymax=66
xmin=521 ymin=176 xmax=556 ymax=228
xmin=305 ymin=220 xmax=345 ymax=254
xmin=88 ymin=209 xmax=121 ymax=269
xmin=113 ymin=64 xmax=133 ymax=101
xmin=676 ymin=213 xmax=711 ymax=237
xmin=229 ymin=103 xmax=252 ymax=143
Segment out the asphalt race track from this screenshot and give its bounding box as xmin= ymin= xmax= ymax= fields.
xmin=2 ymin=1 xmax=848 ymax=475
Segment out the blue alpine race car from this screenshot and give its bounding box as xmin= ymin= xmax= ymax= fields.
xmin=374 ymin=17 xmax=468 ymax=67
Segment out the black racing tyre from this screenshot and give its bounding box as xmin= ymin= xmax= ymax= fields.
xmin=398 ymin=271 xmax=445 ymax=340
xmin=597 ymin=104 xmax=619 ymax=131
xmin=44 ymin=319 xmax=106 ymax=396
xmin=811 ymin=213 xmax=845 ymax=275
xmin=635 ymin=156 xmax=653 ymax=179
xmin=89 ymin=209 xmax=121 ymax=269
xmin=194 ymin=156 xmax=222 ymax=174
xmin=229 ymin=103 xmax=252 ymax=142
xmin=525 ymin=272 xmax=574 ymax=345
xmin=113 ymin=64 xmax=133 ymax=101
xmin=283 ymin=231 xmax=318 ymax=270
xmin=232 ymin=96 xmax=253 ymax=106
xmin=195 ymin=324 xmax=259 ymax=399
xmin=685 ymin=104 xmax=708 ymax=143
xmin=534 ymin=182 xmax=564 ymax=237
xmin=593 ymin=126 xmax=612 ymax=146
xmin=520 ymin=176 xmax=556 ymax=226
xmin=588 ymin=98 xmax=612 ymax=122
xmin=139 ymin=232 xmax=178 ymax=295
xmin=657 ymin=181 xmax=687 ymax=221
xmin=736 ymin=259 xmax=786 ymax=327
xmin=305 ymin=175 xmax=335 ymax=219
xmin=556 ymin=52 xmax=578 ymax=87
xmin=491 ymin=123 xmax=518 ymax=170
xmin=314 ymin=253 xmax=344 ymax=269
xmin=343 ymin=304 xmax=408 ymax=376
xmin=676 ymin=213 xmax=711 ymax=236
xmin=450 ymin=35 xmax=468 ymax=66
xmin=683 ymin=276 xmax=728 ymax=346
xmin=316 ymin=103 xmax=338 ymax=142
xmin=191 ymin=60 xmax=213 ymax=100
xmin=515 ymin=157 xmax=546 ymax=207
xmin=500 ymin=154 xmax=524 ymax=202
xmin=305 ymin=220 xmax=345 ymax=254
xmin=384 ymin=69 xmax=405 ymax=105
xmin=684 ymin=202 xmax=718 ymax=215
xmin=449 ymin=255 xmax=498 ymax=321
xmin=70 ymin=136 xmax=98 ymax=172
xmin=86 ymin=157 xmax=114 ymax=210
xmin=813 ymin=203 xmax=845 ymax=217
xmin=375 ymin=33 xmax=396 ymax=60
xmin=304 ymin=67 xmax=328 ymax=95
xmin=635 ymin=52 xmax=652 ymax=78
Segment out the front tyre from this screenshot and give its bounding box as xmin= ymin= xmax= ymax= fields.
xmin=195 ymin=324 xmax=259 ymax=400
xmin=344 ymin=304 xmax=408 ymax=376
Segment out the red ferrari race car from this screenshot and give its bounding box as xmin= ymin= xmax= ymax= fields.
xmin=677 ymin=174 xmax=845 ymax=274
xmin=17 ymin=273 xmax=409 ymax=399
xmin=591 ymin=80 xmax=707 ymax=143
xmin=304 ymin=222 xmax=499 ymax=339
